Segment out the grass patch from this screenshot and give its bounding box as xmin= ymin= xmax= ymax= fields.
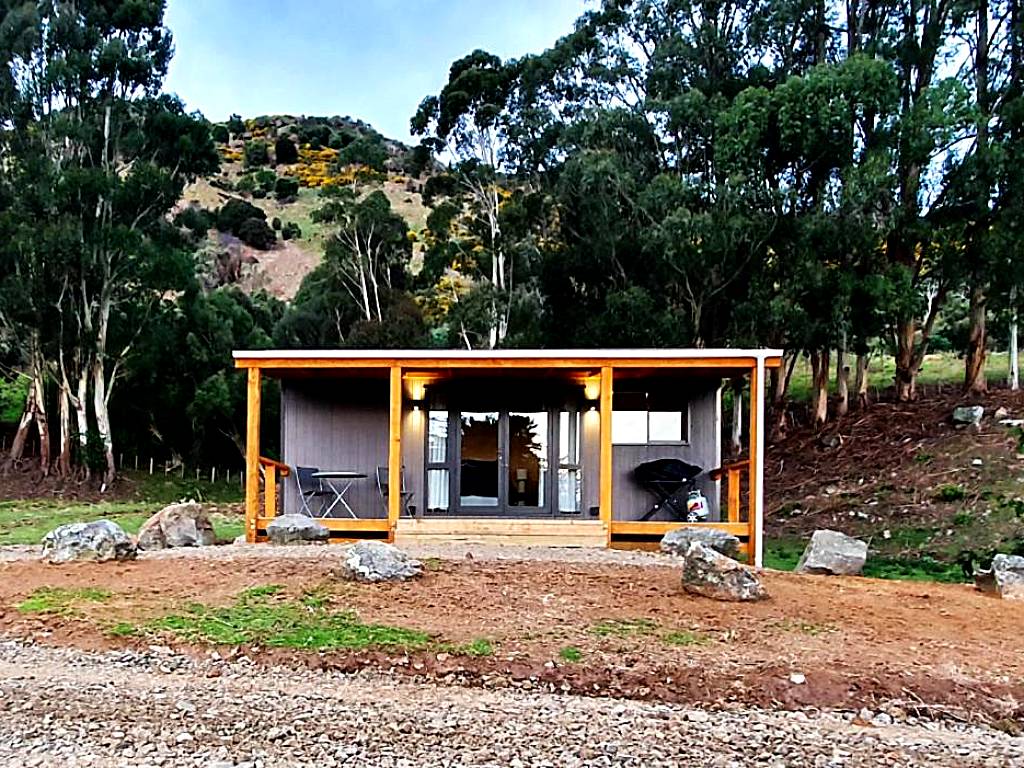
xmin=933 ymin=484 xmax=967 ymax=502
xmin=149 ymin=587 xmax=431 ymax=651
xmin=662 ymin=629 xmax=711 ymax=646
xmin=559 ymin=646 xmax=583 ymax=662
xmin=591 ymin=618 xmax=659 ymax=638
xmin=422 ymin=557 xmax=443 ymax=572
xmin=107 ymin=621 xmax=140 ymax=637
xmin=862 ymin=556 xmax=966 ymax=583
xmin=454 ymin=638 xmax=494 ymax=657
xmin=763 ymin=539 xmax=804 ymax=571
xmin=16 ymin=586 xmax=112 ymax=615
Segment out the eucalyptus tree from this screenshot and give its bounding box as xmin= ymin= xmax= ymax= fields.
xmin=0 ymin=1 xmax=218 ymax=481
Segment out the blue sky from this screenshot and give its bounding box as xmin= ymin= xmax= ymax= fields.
xmin=163 ymin=0 xmax=588 ymax=144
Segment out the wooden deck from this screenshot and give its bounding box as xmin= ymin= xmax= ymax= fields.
xmin=394 ymin=518 xmax=608 ymax=548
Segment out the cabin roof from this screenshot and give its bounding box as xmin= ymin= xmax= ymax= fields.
xmin=233 ymin=348 xmax=783 ymax=372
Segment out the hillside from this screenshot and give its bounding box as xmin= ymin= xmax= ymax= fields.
xmin=766 ymin=386 xmax=1024 ymax=581
xmin=179 ymin=114 xmax=431 ymax=300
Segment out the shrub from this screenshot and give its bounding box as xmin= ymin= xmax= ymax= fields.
xmin=274 ymin=176 xmax=300 ymax=201
xmin=281 ymin=221 xmax=302 ymax=241
xmin=271 ymin=216 xmax=282 ymax=231
xmin=254 ymin=168 xmax=277 ymax=194
xmin=237 ymin=217 xmax=277 ymax=250
xmin=244 ymin=140 xmax=269 ymax=168
xmin=217 ymin=198 xmax=266 ymax=234
xmin=337 ymin=134 xmax=388 ymax=171
xmin=174 ymin=206 xmax=215 ymax=236
xmin=226 ymin=113 xmax=245 ymax=137
xmin=252 ymin=188 xmax=267 ymax=199
xmin=211 ymin=124 xmax=229 ymax=144
xmin=234 ymin=174 xmax=256 ymax=193
xmin=274 ymin=136 xmax=299 ymax=165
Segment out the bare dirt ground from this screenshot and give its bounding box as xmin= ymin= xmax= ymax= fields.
xmin=1 ymin=546 xmax=1022 ymax=724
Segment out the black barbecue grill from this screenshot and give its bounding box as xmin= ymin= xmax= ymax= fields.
xmin=632 ymin=458 xmax=705 ymax=522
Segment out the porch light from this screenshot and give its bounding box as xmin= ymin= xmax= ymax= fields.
xmin=583 ymin=377 xmax=601 ymax=402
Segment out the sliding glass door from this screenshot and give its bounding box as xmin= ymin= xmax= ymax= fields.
xmin=426 ymin=406 xmax=578 ymax=517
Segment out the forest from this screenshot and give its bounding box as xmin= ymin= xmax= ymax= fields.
xmin=0 ymin=0 xmax=1021 ymax=482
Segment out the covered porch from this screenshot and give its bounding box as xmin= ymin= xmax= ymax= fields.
xmin=234 ymin=350 xmax=781 ymax=566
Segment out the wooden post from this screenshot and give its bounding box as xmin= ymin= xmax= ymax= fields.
xmin=245 ymin=367 xmax=261 ymax=543
xmin=747 ymin=360 xmax=765 ymax=568
xmin=727 ymin=467 xmax=741 ymax=523
xmin=599 ymin=366 xmax=614 ymax=545
xmin=387 ymin=365 xmax=402 ymax=540
xmin=265 ymin=464 xmax=277 ymax=520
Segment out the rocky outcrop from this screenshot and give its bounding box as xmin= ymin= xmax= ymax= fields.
xmin=42 ymin=520 xmax=137 ymax=563
xmin=679 ymin=542 xmax=767 ymax=602
xmin=137 ymin=502 xmax=216 ymax=550
xmin=975 ymin=554 xmax=1024 ymax=600
xmin=661 ymin=527 xmax=740 ymax=559
xmin=266 ymin=514 xmax=329 ymax=545
xmin=333 ymin=541 xmax=423 ymax=583
xmin=795 ymin=529 xmax=868 ymax=576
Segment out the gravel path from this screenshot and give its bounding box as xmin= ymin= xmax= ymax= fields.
xmin=0 ymin=542 xmax=673 ymax=567
xmin=0 ymin=640 xmax=1019 ymax=767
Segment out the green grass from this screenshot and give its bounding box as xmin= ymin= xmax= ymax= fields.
xmin=559 ymin=646 xmax=583 ymax=662
xmin=454 ymin=638 xmax=494 ymax=657
xmin=763 ymin=539 xmax=805 ymax=571
xmin=861 ymin=556 xmax=966 ymax=583
xmin=591 ymin=618 xmax=659 ymax=638
xmin=786 ymin=351 xmax=1010 ymax=403
xmin=662 ymin=629 xmax=711 ymax=646
xmin=772 ymin=619 xmax=837 ymax=636
xmin=0 ymin=472 xmax=244 ymax=545
xmin=147 ymin=587 xmax=431 ymax=651
xmin=933 ymin=484 xmax=967 ymax=502
xmin=16 ymin=586 xmax=112 ymax=615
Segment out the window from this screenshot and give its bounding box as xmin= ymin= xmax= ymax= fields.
xmin=426 ymin=410 xmax=449 ymax=512
xmin=558 ymin=409 xmax=582 ymax=513
xmin=612 ymin=390 xmax=688 ymax=445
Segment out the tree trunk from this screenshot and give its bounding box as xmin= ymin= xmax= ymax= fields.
xmin=809 ymin=349 xmax=830 ymax=425
xmin=8 ymin=385 xmax=36 ymax=463
xmin=768 ymin=351 xmax=797 ymax=441
xmin=1010 ymin=285 xmax=1020 ymax=390
xmin=57 ymin=380 xmax=72 ymax=477
xmin=854 ymin=351 xmax=870 ymax=408
xmin=894 ymin=317 xmax=917 ymax=401
xmin=964 ymin=283 xmax=988 ymax=394
xmin=835 ymin=335 xmax=850 ymax=417
xmin=729 ymin=376 xmax=743 ymax=457
xmin=91 ymin=358 xmax=115 ymax=485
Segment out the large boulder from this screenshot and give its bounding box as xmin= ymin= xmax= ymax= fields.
xmin=680 ymin=542 xmax=767 ymax=602
xmin=975 ymin=554 xmax=1024 ymax=600
xmin=137 ymin=502 xmax=215 ymax=550
xmin=333 ymin=541 xmax=422 ymax=583
xmin=661 ymin=527 xmax=740 ymax=559
xmin=266 ymin=514 xmax=329 ymax=545
xmin=952 ymin=405 xmax=984 ymax=426
xmin=42 ymin=520 xmax=137 ymax=563
xmin=795 ymin=529 xmax=868 ymax=576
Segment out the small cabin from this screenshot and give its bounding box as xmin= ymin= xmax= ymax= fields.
xmin=234 ymin=349 xmax=782 ymax=566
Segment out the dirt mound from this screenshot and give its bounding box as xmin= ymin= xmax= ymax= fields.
xmin=2 ymin=553 xmax=1021 ymax=720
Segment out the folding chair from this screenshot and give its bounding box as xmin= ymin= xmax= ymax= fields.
xmin=376 ymin=466 xmax=414 ymax=517
xmin=294 ymin=465 xmax=331 ymax=517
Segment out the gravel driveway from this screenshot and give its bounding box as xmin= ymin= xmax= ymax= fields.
xmin=0 ymin=640 xmax=1019 ymax=767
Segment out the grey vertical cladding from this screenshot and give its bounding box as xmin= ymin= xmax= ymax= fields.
xmin=579 ymin=378 xmax=724 ymax=522
xmin=281 ymin=379 xmax=392 ymax=519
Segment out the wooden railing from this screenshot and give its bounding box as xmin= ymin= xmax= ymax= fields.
xmin=709 ymin=459 xmax=753 ymax=562
xmin=259 ymin=457 xmax=290 ymax=521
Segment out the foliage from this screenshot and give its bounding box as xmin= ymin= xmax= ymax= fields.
xmin=0 ymin=375 xmax=28 ymax=424
xmin=238 ymin=218 xmax=277 ymax=250
xmin=281 ymin=221 xmax=302 ymax=241
xmin=217 ymin=199 xmax=267 ymax=234
xmin=244 ymin=140 xmax=270 ymax=168
xmin=275 ymin=136 xmax=299 ymax=165
xmin=337 ymin=133 xmax=389 ymax=171
xmin=275 ymin=176 xmax=300 ymax=201
xmin=211 ymin=124 xmax=229 ymax=144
